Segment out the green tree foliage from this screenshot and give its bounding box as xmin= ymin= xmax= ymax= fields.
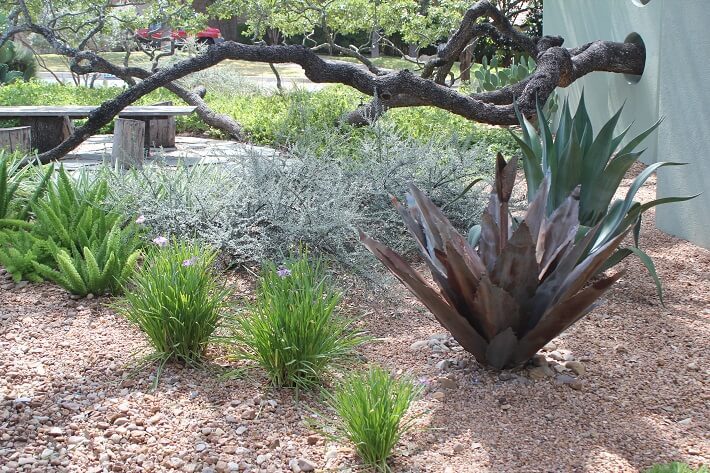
xmin=0 ymin=11 xmax=36 ymax=84
xmin=207 ymin=0 xmax=541 ymax=53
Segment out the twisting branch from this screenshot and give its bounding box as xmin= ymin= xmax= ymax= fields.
xmin=421 ymin=0 xmax=550 ymax=80
xmin=6 ymin=2 xmax=243 ymax=144
xmin=71 ymin=51 xmax=244 ymax=139
xmin=35 ymin=37 xmax=642 ymax=163
xmin=6 ymin=0 xmax=646 ymax=164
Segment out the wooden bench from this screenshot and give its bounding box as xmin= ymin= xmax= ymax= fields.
xmin=0 ymin=105 xmax=196 ymax=153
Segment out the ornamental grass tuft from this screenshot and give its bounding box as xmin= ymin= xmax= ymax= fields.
xmin=118 ymin=240 xmax=230 ymax=370
xmin=230 ymin=253 xmax=366 ymax=389
xmin=323 ymin=366 xmax=421 ymax=472
xmin=645 ymin=463 xmax=709 ymax=473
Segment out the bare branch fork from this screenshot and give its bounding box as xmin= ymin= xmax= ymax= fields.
xmin=6 ymin=0 xmax=644 ymax=164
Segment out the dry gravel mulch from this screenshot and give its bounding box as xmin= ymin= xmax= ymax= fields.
xmin=0 ymin=165 xmax=708 ymax=472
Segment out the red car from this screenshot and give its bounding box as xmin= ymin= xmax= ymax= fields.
xmin=136 ymin=24 xmax=224 ymax=46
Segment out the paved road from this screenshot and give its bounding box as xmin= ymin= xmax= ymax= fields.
xmin=37 ymin=71 xmax=327 ymax=91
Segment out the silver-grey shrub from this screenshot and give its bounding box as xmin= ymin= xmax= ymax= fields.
xmin=106 ymin=125 xmax=492 ymax=268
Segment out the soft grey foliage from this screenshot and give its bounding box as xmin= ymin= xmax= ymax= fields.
xmin=106 ymin=128 xmax=492 ymax=269
xmin=172 ymin=51 xmax=264 ymax=97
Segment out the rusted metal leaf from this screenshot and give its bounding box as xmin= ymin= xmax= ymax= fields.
xmin=359 ymin=230 xmax=489 ymax=361
xmin=513 ymin=270 xmax=625 ymax=364
xmin=486 ymin=327 xmax=519 ymax=370
xmin=490 ymin=222 xmax=539 ymax=309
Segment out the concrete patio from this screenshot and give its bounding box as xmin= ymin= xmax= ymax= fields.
xmin=59 ymin=135 xmax=278 ymax=170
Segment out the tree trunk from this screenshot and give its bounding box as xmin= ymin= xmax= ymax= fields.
xmin=371 ymin=29 xmax=380 ymax=58
xmin=408 ymin=44 xmax=419 ymax=58
xmin=149 ymin=101 xmax=176 ymax=148
xmin=19 ymin=116 xmax=73 ymax=153
xmin=112 ymin=119 xmax=145 ymax=169
xmin=0 ymin=126 xmax=31 ymax=153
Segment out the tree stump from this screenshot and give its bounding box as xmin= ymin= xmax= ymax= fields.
xmin=0 ymin=126 xmax=32 ymax=153
xmin=149 ymin=101 xmax=176 ymax=148
xmin=112 ymin=118 xmax=145 ymax=169
xmin=19 ymin=116 xmax=74 ymax=153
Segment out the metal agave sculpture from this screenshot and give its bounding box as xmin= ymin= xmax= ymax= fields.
xmin=361 ymin=154 xmax=628 ymax=369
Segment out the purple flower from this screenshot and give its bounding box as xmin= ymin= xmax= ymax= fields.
xmin=152 ymin=236 xmax=168 ymax=247
xmin=182 ymin=257 xmax=197 ymax=267
xmin=277 ymin=267 xmax=291 ymax=278
xmin=135 ymin=215 xmax=146 ymax=224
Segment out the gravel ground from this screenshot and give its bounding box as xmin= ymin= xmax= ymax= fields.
xmin=0 ymin=164 xmax=708 ymax=472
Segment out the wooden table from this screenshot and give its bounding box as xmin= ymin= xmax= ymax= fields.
xmin=0 ymin=105 xmax=197 ymax=153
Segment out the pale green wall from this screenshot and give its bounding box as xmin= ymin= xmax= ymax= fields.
xmin=544 ymin=0 xmax=709 ymax=249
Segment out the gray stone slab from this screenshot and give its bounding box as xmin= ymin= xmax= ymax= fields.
xmin=0 ymin=106 xmax=196 ymax=118
xmin=60 ymin=135 xmax=277 ymax=170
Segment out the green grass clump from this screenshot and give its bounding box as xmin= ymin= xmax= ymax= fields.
xmin=119 ymin=240 xmax=229 ymax=368
xmin=324 ymin=366 xmax=421 ymax=472
xmin=230 ymin=254 xmax=366 ymax=389
xmin=645 ymin=463 xmax=708 ymax=473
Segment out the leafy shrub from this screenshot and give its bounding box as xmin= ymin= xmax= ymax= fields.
xmin=511 ymin=95 xmax=696 ymax=300
xmin=471 ymin=55 xmax=557 ymax=117
xmin=645 ymin=463 xmax=709 ymax=473
xmin=28 ymin=168 xmax=142 ymax=295
xmin=230 ymin=253 xmax=366 ymax=389
xmin=118 ymin=240 xmax=229 ymax=367
xmin=0 ymin=81 xmax=163 ymax=132
xmin=105 ymin=126 xmax=493 ymax=269
xmin=362 ymin=155 xmax=629 ymax=369
xmin=0 ymin=40 xmax=36 ymax=84
xmin=473 ymin=55 xmax=529 ymax=91
xmin=323 ymin=366 xmax=421 ymax=472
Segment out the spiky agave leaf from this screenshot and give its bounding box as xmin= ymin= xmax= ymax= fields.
xmin=361 ymin=156 xmax=628 ymax=369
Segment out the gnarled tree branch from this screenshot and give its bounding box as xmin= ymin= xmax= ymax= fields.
xmin=6 ymin=0 xmax=645 ymax=164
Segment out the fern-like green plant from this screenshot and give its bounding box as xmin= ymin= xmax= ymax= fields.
xmin=28 ymin=167 xmax=143 ymax=295
xmin=0 ymin=228 xmax=53 ymax=282
xmin=30 ymin=167 xmax=114 ymax=250
xmin=0 ymin=152 xmax=53 ymax=220
xmin=33 ymin=222 xmax=142 ymax=295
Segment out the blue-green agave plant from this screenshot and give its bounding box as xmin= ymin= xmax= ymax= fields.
xmin=507 ymin=92 xmax=697 ymax=302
